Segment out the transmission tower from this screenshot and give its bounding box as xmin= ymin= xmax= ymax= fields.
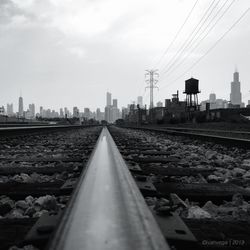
xmin=145 ymin=70 xmax=159 ymax=109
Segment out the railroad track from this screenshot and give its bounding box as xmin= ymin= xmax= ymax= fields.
xmin=1 ymin=125 xmax=250 ymax=249
xmin=108 ymin=126 xmax=250 ymax=249
xmin=158 ymin=126 xmax=250 ymax=139
xmin=0 ymin=125 xmax=96 ymax=137
xmin=0 ymin=125 xmax=102 ymax=250
xmin=121 ymin=125 xmax=250 ymax=148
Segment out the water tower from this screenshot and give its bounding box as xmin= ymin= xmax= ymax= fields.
xmin=183 ymin=77 xmax=200 ymax=111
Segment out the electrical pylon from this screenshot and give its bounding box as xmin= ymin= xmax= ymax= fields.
xmin=145 ymin=70 xmax=159 ymax=109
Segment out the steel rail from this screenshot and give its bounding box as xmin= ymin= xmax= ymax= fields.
xmin=47 ymin=127 xmax=170 ymax=250
xmin=0 ymin=125 xmax=99 ymax=136
xmin=120 ymin=126 xmax=250 ymax=149
xmin=160 ymin=126 xmax=250 ymax=135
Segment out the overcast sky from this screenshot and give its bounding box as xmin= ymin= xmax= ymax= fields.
xmin=0 ymin=0 xmax=249 ymax=112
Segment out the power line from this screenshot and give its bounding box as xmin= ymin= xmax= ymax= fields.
xmin=161 ymin=0 xmax=221 ymax=73
xmin=160 ymin=7 xmax=250 ymax=91
xmin=161 ymin=0 xmax=236 ymax=78
xmin=159 ymin=0 xmax=218 ymax=73
xmin=151 ymin=0 xmax=199 ymax=69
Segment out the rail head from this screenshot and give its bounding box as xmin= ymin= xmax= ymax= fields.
xmin=47 ymin=126 xmax=170 ymax=250
xmin=0 ymin=125 xmax=100 ymax=136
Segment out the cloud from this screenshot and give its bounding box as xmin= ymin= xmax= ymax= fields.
xmin=0 ymin=0 xmax=250 ymax=111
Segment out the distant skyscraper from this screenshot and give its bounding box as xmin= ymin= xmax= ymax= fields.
xmin=105 ymin=92 xmax=112 ymax=122
xmin=137 ymin=96 xmax=143 ymax=108
xmin=105 ymin=106 xmax=111 ymax=122
xmin=59 ymin=108 xmax=64 ymax=118
xmin=209 ymin=93 xmax=216 ymax=103
xmin=113 ymin=99 xmax=118 ymax=108
xmin=40 ymin=106 xmax=43 ymax=117
xmin=0 ymin=106 xmax=5 ymax=115
xmin=84 ymin=108 xmax=90 ymax=119
xmin=73 ymin=107 xmax=79 ymax=118
xmin=7 ymin=103 xmax=13 ymax=116
xmin=64 ymin=107 xmax=70 ymax=118
xmin=106 ymin=92 xmax=112 ymax=106
xmin=230 ymin=70 xmax=242 ymax=105
xmin=18 ymin=96 xmax=23 ymax=117
xmin=96 ymin=108 xmax=101 ymax=121
xmin=122 ymin=107 xmax=129 ymax=119
xmin=28 ymin=103 xmax=35 ymax=118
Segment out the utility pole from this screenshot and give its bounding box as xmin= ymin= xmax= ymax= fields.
xmin=145 ymin=70 xmax=159 ymax=109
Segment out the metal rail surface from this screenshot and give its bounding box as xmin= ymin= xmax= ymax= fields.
xmin=47 ymin=127 xmax=170 ymax=250
xmin=161 ymin=126 xmax=250 ymax=135
xmin=121 ymin=126 xmax=250 ymax=149
xmin=0 ymin=125 xmax=98 ymax=136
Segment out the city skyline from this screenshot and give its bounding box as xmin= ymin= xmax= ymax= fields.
xmin=0 ymin=1 xmax=249 ymax=111
xmin=3 ymin=68 xmax=249 ymax=115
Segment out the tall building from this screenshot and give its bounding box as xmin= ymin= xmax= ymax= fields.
xmin=110 ymin=106 xmax=119 ymax=122
xmin=104 ymin=106 xmax=111 ymax=122
xmin=64 ymin=107 xmax=70 ymax=118
xmin=137 ymin=96 xmax=143 ymax=108
xmin=84 ymin=108 xmax=90 ymax=119
xmin=6 ymin=103 xmax=14 ymax=116
xmin=18 ymin=96 xmax=24 ymax=117
xmin=0 ymin=106 xmax=5 ymax=115
xmin=122 ymin=107 xmax=129 ymax=119
xmin=209 ymin=93 xmax=216 ymax=103
xmin=113 ymin=99 xmax=118 ymax=108
xmin=96 ymin=108 xmax=102 ymax=121
xmin=28 ymin=103 xmax=35 ymax=118
xmin=59 ymin=108 xmax=64 ymax=118
xmin=40 ymin=106 xmax=43 ymax=117
xmin=230 ymin=70 xmax=242 ymax=106
xmin=106 ymin=92 xmax=112 ymax=106
xmin=105 ymin=92 xmax=112 ymax=122
xmin=73 ymin=107 xmax=79 ymax=118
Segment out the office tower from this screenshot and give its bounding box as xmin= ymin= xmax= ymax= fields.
xmin=122 ymin=107 xmax=129 ymax=119
xmin=104 ymin=106 xmax=111 ymax=122
xmin=84 ymin=108 xmax=90 ymax=119
xmin=230 ymin=70 xmax=242 ymax=105
xmin=60 ymin=108 xmax=64 ymax=118
xmin=96 ymin=108 xmax=101 ymax=121
xmin=110 ymin=106 xmax=119 ymax=122
xmin=113 ymin=99 xmax=118 ymax=108
xmin=106 ymin=92 xmax=112 ymax=106
xmin=28 ymin=104 xmax=35 ymax=118
xmin=40 ymin=106 xmax=43 ymax=117
xmin=105 ymin=92 xmax=112 ymax=122
xmin=18 ymin=96 xmax=23 ymax=117
xmin=64 ymin=107 xmax=70 ymax=118
xmin=73 ymin=107 xmax=79 ymax=118
xmin=209 ymin=93 xmax=216 ymax=103
xmin=6 ymin=103 xmax=13 ymax=116
xmin=0 ymin=106 xmax=5 ymax=115
xmin=137 ymin=96 xmax=143 ymax=108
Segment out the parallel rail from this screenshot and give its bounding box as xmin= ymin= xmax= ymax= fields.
xmin=0 ymin=125 xmax=99 ymax=136
xmin=47 ymin=127 xmax=170 ymax=250
xmin=160 ymin=126 xmax=250 ymax=136
xmin=119 ymin=126 xmax=250 ymax=149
